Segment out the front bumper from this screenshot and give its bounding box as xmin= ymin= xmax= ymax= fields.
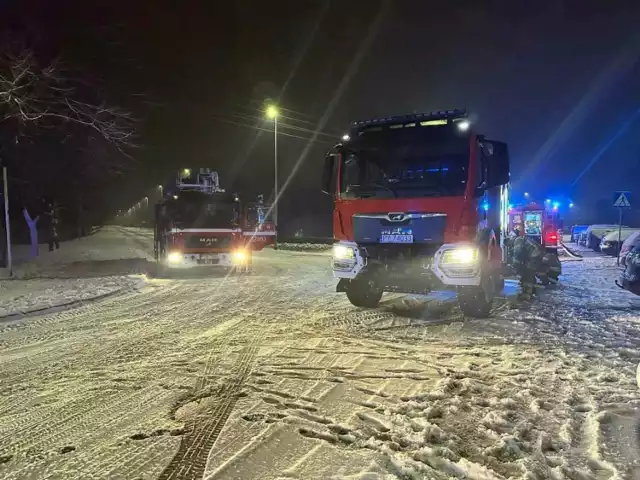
xmin=332 ymin=241 xmax=482 ymax=287
xmin=431 ymin=243 xmax=482 ymax=286
xmin=164 ymin=250 xmax=250 ymax=268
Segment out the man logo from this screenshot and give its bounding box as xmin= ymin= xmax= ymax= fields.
xmin=388 ymin=212 xmax=405 ymax=222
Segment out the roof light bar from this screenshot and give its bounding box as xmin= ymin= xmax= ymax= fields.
xmin=351 ymin=109 xmax=467 ymax=128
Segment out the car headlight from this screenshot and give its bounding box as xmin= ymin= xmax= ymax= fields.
xmin=333 ymin=245 xmax=355 ymax=260
xmin=167 ymin=251 xmax=183 ymax=264
xmin=232 ymin=248 xmax=248 ymax=264
xmin=441 ymin=247 xmax=478 ymax=265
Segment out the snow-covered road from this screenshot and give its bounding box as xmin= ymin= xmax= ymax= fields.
xmin=1 ymin=228 xmax=640 ymax=479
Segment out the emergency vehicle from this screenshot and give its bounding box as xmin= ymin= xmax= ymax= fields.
xmin=507 ymin=201 xmax=562 ymax=251
xmin=322 ymin=109 xmax=511 ymax=317
xmin=153 ymin=168 xmax=250 ymax=270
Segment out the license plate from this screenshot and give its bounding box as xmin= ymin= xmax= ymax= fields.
xmin=380 ymin=234 xmax=413 ymax=244
xmin=198 ymin=255 xmax=219 ymax=265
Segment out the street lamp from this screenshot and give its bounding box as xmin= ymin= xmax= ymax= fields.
xmin=342 ymin=134 xmax=350 ymax=142
xmin=266 ymin=105 xmax=279 ymax=249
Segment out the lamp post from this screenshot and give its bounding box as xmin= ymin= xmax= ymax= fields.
xmin=266 ymin=105 xmax=279 ymax=249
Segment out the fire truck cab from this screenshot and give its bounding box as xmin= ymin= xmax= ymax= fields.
xmin=322 ymin=110 xmax=511 ymax=317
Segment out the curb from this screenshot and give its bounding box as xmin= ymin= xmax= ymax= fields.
xmin=0 ymin=275 xmax=148 ymax=322
xmin=560 ymin=242 xmax=583 ymax=259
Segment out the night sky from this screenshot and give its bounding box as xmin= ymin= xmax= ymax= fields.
xmin=2 ymin=0 xmax=640 ymax=233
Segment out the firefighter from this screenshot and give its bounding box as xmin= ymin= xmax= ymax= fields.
xmin=512 ymin=234 xmax=545 ymax=300
xmin=505 ymin=225 xmax=521 ymax=266
xmin=541 ymin=251 xmax=562 ymax=283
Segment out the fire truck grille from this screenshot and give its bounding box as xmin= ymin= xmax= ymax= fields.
xmin=184 ymin=235 xmax=233 ymax=249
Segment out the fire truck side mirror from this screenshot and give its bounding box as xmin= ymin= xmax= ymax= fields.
xmin=322 ymin=152 xmax=338 ymax=195
xmin=485 ymin=141 xmax=510 ymax=188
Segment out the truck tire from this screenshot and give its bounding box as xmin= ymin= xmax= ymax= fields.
xmin=457 ymin=285 xmax=492 ymax=318
xmin=346 ymin=277 xmax=383 ymax=308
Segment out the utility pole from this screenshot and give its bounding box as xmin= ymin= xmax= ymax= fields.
xmin=612 ymin=191 xmax=632 ymax=266
xmin=273 ymin=114 xmax=279 ymax=249
xmin=266 ymin=104 xmax=279 ymax=250
xmin=617 ymin=207 xmax=623 ymax=266
xmin=2 ymin=166 xmax=12 ymax=275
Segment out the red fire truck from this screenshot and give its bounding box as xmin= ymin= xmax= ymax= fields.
xmin=154 ymin=168 xmax=251 ymax=271
xmin=508 ymin=201 xmax=562 ymax=251
xmin=322 ymin=110 xmax=511 ymax=317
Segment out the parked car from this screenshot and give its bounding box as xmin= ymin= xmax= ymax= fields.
xmin=578 ymin=231 xmax=588 ymax=246
xmin=620 ymin=231 xmax=640 ymax=267
xmin=617 ymin=242 xmax=640 ymax=296
xmin=600 ymin=229 xmax=640 ymax=256
xmin=570 ymin=225 xmax=588 ymax=243
xmin=584 ymin=224 xmax=626 ymax=250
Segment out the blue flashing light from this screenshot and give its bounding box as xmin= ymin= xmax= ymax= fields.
xmin=552 ymin=201 xmax=560 ymax=209
xmin=508 ymin=203 xmax=513 ymax=210
xmin=482 ymin=202 xmax=490 ymax=211
xmin=545 ymin=199 xmax=551 ymax=204
xmin=569 ymin=202 xmax=574 ymax=208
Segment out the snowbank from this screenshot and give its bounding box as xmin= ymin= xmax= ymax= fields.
xmin=0 ymin=226 xmax=152 ymax=318
xmin=0 ymin=275 xmax=145 ymax=318
xmin=270 ymin=242 xmax=332 ymax=252
xmin=7 ymin=226 xmax=153 ymax=279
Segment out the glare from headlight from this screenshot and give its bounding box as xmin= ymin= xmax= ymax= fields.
xmin=333 ymin=245 xmax=355 ymax=260
xmin=442 ymin=247 xmax=478 ymax=264
xmin=232 ymin=249 xmax=248 ymax=263
xmin=167 ymin=251 xmax=183 ymax=264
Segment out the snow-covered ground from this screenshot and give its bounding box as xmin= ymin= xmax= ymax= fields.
xmin=0 ymin=227 xmax=152 ymax=318
xmin=8 ymin=226 xmax=153 ymax=279
xmin=1 ymin=228 xmax=639 ymax=479
xmin=0 ymin=276 xmax=145 ymax=318
xmin=272 ymin=242 xmax=332 ymax=252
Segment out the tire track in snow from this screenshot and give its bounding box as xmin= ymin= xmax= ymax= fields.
xmin=159 ymin=344 xmax=257 ymax=480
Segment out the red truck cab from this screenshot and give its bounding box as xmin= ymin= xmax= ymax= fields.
xmin=322 ymin=110 xmax=511 ymax=317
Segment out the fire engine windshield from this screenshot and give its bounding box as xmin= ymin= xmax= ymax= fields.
xmin=162 ymin=191 xmax=239 ymax=229
xmin=339 ymin=124 xmax=470 ymax=199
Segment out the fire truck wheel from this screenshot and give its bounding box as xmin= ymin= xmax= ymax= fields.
xmin=346 ymin=277 xmax=383 ymax=308
xmin=457 ymin=286 xmax=492 ymax=318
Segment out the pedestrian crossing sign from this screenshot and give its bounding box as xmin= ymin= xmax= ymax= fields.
xmin=613 ymin=191 xmax=632 ymax=208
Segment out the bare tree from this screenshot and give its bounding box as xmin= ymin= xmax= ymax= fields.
xmin=0 ymin=48 xmax=135 ymax=150
xmin=0 ymin=47 xmax=137 ymax=256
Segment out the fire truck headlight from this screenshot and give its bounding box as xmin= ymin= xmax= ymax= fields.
xmin=333 ymin=245 xmax=355 ymax=261
xmin=232 ymin=248 xmax=248 ymax=264
xmin=456 ymin=120 xmax=470 ymax=132
xmin=167 ymin=251 xmax=183 ymax=264
xmin=441 ymin=247 xmax=478 ymax=265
